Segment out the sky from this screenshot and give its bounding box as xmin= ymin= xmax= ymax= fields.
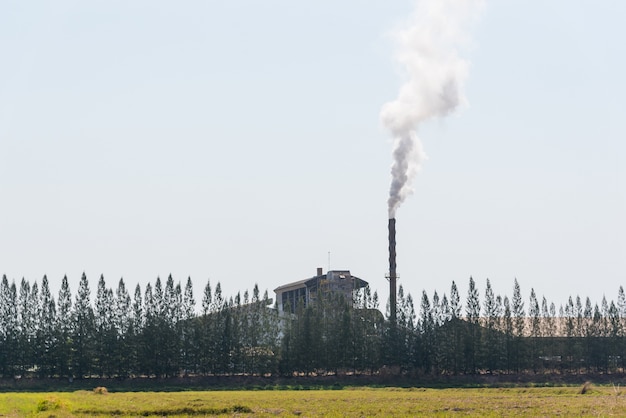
xmin=1 ymin=0 xmax=625 ymax=312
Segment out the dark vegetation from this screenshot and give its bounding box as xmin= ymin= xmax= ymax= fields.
xmin=1 ymin=372 xmax=622 ymax=393
xmin=1 ymin=273 xmax=626 ymax=389
xmin=74 ymin=404 xmax=252 ymax=416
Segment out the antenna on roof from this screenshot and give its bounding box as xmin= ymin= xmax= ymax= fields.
xmin=328 ymin=251 xmax=331 ymax=271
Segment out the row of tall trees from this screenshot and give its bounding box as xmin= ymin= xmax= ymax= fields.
xmin=1 ymin=273 xmax=626 ymax=378
xmin=389 ymin=277 xmax=626 ymax=375
xmin=0 ymin=274 xmax=278 ymax=378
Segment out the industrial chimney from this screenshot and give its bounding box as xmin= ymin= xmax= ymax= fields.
xmin=388 ymin=218 xmax=397 ymax=324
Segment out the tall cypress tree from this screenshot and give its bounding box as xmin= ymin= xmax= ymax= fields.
xmin=397 ymin=289 xmax=415 ymax=371
xmin=201 ymin=279 xmax=212 ymax=316
xmin=30 ymin=282 xmax=41 ymax=373
xmin=512 ymin=279 xmax=525 ymax=337
xmin=129 ymin=284 xmax=143 ymax=376
xmin=114 ymin=278 xmax=131 ymax=377
xmin=73 ymin=273 xmax=94 ymax=378
xmin=583 ymin=297 xmax=593 ymax=337
xmin=430 ymin=291 xmax=445 ymax=373
xmin=229 ymin=292 xmax=243 ymax=373
xmin=465 ymin=277 xmax=480 ymax=373
xmin=430 ymin=292 xmax=441 ymax=326
xmin=418 ymin=290 xmax=433 ymax=373
xmin=0 ymin=276 xmax=8 ymax=376
xmin=562 ymin=296 xmax=577 ymax=371
xmin=142 ymin=282 xmax=158 ymax=376
xmin=38 ymin=276 xmax=57 ymax=377
xmin=502 ymin=296 xmax=513 ymax=372
xmin=447 ymin=281 xmax=463 ymax=374
xmin=16 ymin=278 xmax=33 ymax=376
xmin=608 ymin=301 xmax=622 ymax=371
xmin=94 ymin=275 xmax=115 ymax=377
xmin=262 ymin=289 xmax=280 ymax=374
xmin=511 ymin=278 xmax=525 ymax=372
xmin=609 ymin=301 xmax=621 ymax=336
xmin=575 ymin=296 xmax=584 ymax=337
xmin=564 ymin=296 xmax=575 ymax=337
xmin=181 ymin=277 xmax=196 ymax=375
xmin=212 ymin=283 xmax=227 ymax=373
xmin=242 ymin=284 xmax=262 ymax=374
xmin=528 ymin=288 xmax=540 ymax=372
xmin=591 ymin=303 xmax=604 ymax=370
xmin=0 ymin=276 xmax=18 ymax=377
xmin=528 ymin=289 xmax=540 ymax=337
xmin=548 ymin=302 xmax=561 ymax=337
xmin=56 ymin=276 xmax=73 ymax=378
xmin=435 ymin=292 xmax=452 ymax=373
xmin=482 ymin=279 xmax=498 ymax=372
xmin=442 ymin=293 xmax=451 ymax=322
xmin=200 ymin=279 xmax=213 ymax=374
xmin=618 ymin=286 xmax=626 ymax=337
xmin=582 ymin=297 xmax=594 ymax=371
xmin=161 ymin=275 xmax=179 ymax=376
xmin=539 ymin=296 xmax=549 ymax=336
xmin=601 ymin=296 xmax=610 ymax=338
xmin=164 ymin=275 xmax=178 ymax=325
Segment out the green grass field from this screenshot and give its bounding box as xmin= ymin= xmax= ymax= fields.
xmin=1 ymin=385 xmax=625 ymax=417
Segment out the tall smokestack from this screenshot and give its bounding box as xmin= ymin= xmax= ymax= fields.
xmin=382 ymin=0 xmax=482 ymax=326
xmin=388 ymin=218 xmax=397 ymax=323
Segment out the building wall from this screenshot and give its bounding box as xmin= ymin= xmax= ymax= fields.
xmin=274 ymin=270 xmax=367 ymax=314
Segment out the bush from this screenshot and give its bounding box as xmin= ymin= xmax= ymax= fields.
xmin=37 ymin=398 xmax=61 ymax=412
xmin=93 ymin=386 xmax=108 ymax=395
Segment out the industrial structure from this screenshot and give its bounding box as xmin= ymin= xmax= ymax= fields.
xmin=387 ymin=218 xmax=398 ymax=324
xmin=274 ymin=268 xmax=368 ymax=314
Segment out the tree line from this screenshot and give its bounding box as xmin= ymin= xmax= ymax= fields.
xmin=1 ymin=273 xmax=625 ymax=378
xmin=390 ymin=277 xmax=626 ymax=375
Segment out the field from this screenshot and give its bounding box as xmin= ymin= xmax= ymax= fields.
xmin=1 ymin=385 xmax=626 ymax=417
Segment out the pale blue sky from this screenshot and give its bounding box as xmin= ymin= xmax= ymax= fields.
xmin=1 ymin=1 xmax=625 ymax=310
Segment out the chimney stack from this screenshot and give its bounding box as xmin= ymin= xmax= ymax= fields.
xmin=388 ymin=218 xmax=397 ymax=324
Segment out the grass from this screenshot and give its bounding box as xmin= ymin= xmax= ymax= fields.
xmin=0 ymin=385 xmax=625 ymax=416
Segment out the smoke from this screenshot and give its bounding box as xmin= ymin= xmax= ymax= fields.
xmin=382 ymin=0 xmax=484 ymax=218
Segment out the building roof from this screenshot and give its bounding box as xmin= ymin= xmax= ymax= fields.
xmin=273 ymin=278 xmax=309 ymax=293
xmin=274 ymin=270 xmax=368 ymax=293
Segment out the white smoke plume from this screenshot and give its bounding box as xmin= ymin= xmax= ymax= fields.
xmin=382 ymin=0 xmax=484 ymax=218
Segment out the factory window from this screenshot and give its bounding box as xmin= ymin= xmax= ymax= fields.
xmin=281 ymin=287 xmax=307 ymax=313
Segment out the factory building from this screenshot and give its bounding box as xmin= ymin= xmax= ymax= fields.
xmin=274 ymin=268 xmax=368 ymax=314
